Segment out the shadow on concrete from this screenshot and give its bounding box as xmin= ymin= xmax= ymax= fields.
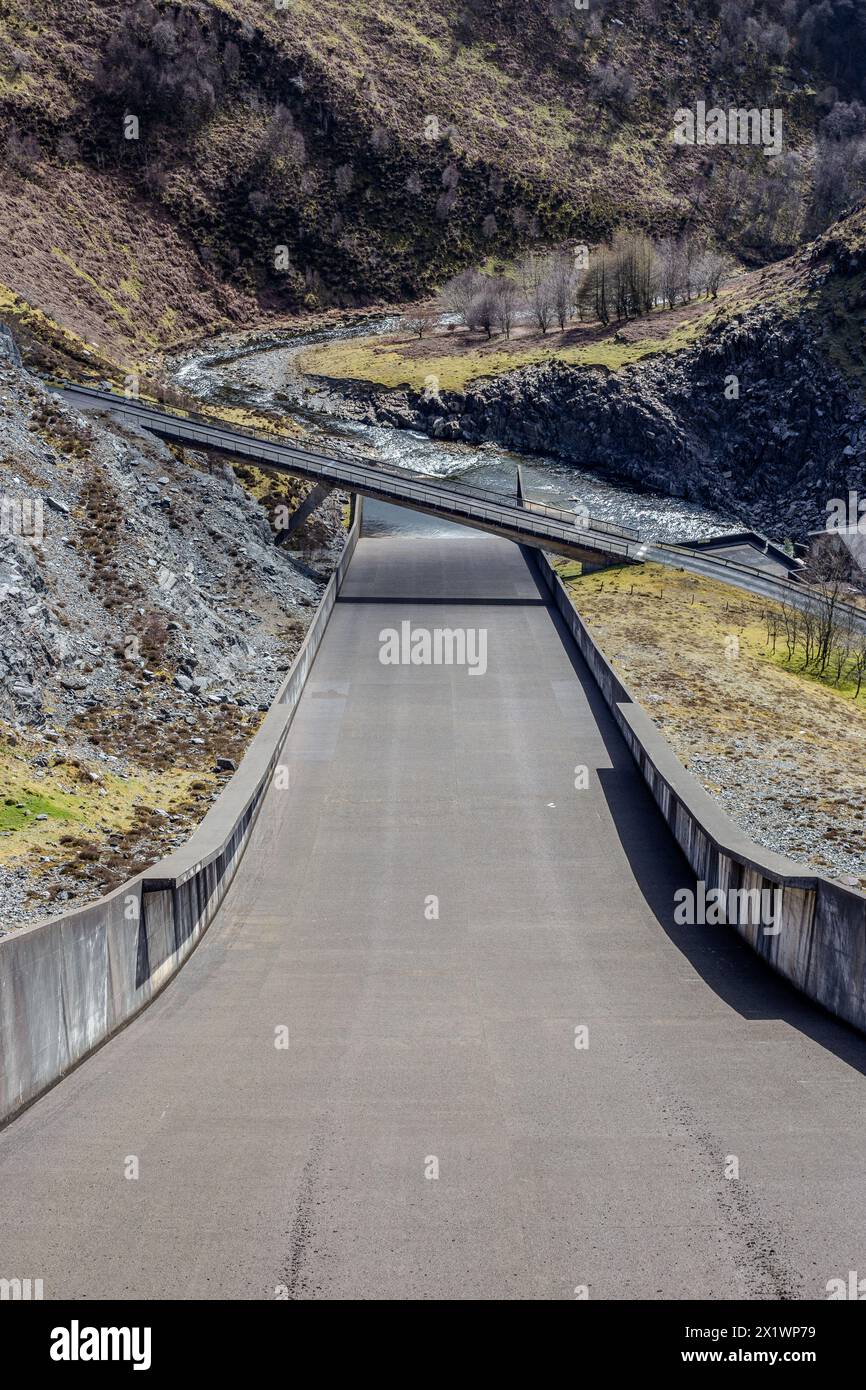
xmin=336 ymin=595 xmax=548 ymax=606
xmin=522 ymin=549 xmax=866 ymax=1077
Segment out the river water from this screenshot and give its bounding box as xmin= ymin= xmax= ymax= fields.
xmin=173 ymin=318 xmax=738 ymax=544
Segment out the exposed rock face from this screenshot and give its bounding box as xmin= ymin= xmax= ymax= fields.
xmin=0 ymin=323 xmax=22 ymax=369
xmin=352 ymin=305 xmax=866 ymax=540
xmin=0 ymin=364 xmax=344 ymax=725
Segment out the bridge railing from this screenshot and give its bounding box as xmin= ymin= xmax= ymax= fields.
xmin=658 ymin=541 xmax=798 ymax=583
xmin=55 ymin=384 xmax=639 ymax=562
xmin=517 ymin=492 xmax=639 ymax=540
xmin=55 ymin=383 xmax=639 ymax=551
xmin=162 ymin=417 xmax=636 ymax=559
xmin=532 ymin=546 xmax=866 ymax=1035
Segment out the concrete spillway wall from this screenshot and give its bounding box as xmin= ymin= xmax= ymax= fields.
xmin=531 ymin=548 xmax=866 ymax=1034
xmin=4 ymin=510 xmax=863 ymax=1131
xmin=0 ymin=503 xmax=363 ymax=1128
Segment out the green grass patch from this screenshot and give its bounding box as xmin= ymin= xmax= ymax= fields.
xmin=298 ymin=309 xmax=713 ymax=391
xmin=0 ymin=791 xmax=77 ymax=832
xmin=0 ymin=733 xmax=215 ymax=867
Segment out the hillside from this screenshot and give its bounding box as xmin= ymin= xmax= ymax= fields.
xmin=2 ymin=0 xmax=866 ymax=364
xmin=557 ymin=559 xmax=866 ymax=889
xmin=0 ymin=339 xmax=346 ymax=928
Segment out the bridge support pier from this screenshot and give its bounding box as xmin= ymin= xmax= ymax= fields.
xmin=275 ymin=481 xmax=333 ymax=544
xmin=348 ymin=492 xmax=364 ymax=530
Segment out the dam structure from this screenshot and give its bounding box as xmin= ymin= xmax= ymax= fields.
xmin=1 ymin=522 xmax=866 ymax=1300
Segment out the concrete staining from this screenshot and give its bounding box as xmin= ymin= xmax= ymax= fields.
xmin=2 ymin=534 xmax=866 ymax=1300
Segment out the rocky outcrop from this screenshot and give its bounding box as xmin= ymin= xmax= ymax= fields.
xmin=0 ymin=323 xmax=22 ymax=369
xmin=348 ymin=304 xmax=866 ymax=539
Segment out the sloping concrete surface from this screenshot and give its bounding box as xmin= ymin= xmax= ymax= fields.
xmin=2 ymin=534 xmax=866 ymax=1300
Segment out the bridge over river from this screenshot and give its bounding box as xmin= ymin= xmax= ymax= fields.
xmin=54 ymin=383 xmax=866 ymax=635
xmin=1 ymin=532 xmax=865 ymax=1299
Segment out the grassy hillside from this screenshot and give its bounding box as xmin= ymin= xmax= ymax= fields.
xmin=1 ymin=0 xmax=865 ymax=362
xmin=558 ymin=559 xmax=866 ymax=888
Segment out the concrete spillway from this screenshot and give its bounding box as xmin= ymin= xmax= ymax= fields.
xmin=1 ymin=535 xmax=865 ymax=1299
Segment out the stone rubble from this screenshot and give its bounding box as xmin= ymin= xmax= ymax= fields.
xmin=0 ymin=355 xmax=345 ymax=932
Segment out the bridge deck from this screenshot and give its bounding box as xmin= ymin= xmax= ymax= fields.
xmin=55 ymin=384 xmax=638 ymax=568
xmin=2 ymin=535 xmax=865 ymax=1298
xmin=57 ymin=383 xmax=866 ymax=633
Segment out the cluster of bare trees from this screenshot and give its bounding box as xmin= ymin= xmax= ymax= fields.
xmin=581 ymin=233 xmax=727 ymax=324
xmin=810 ymin=100 xmax=866 ymax=232
xmin=767 ymin=558 xmax=866 ymax=698
xmin=432 ymin=265 xmax=522 ymax=339
xmin=430 ymin=234 xmax=728 ymax=340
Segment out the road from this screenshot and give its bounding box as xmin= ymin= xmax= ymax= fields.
xmin=649 ymin=542 xmax=866 ymax=633
xmin=2 ymin=534 xmax=866 ymax=1300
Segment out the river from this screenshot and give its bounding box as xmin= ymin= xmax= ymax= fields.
xmin=173 ymin=317 xmax=738 ymax=544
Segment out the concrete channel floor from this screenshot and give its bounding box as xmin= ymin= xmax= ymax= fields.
xmin=3 ymin=533 xmax=866 ymax=1300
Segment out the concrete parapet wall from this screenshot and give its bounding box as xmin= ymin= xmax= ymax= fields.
xmin=0 ymin=504 xmax=363 ymax=1127
xmin=531 ymin=547 xmax=866 ymax=1034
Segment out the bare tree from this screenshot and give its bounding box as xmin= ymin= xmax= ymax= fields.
xmin=468 ymin=286 xmax=498 ymax=339
xmin=570 ymin=254 xmax=588 ymax=322
xmin=779 ymin=596 xmax=801 ymax=664
xmin=549 ymin=251 xmax=576 ymax=331
xmin=263 ymin=104 xmax=306 ymax=164
xmin=682 ymin=236 xmax=703 ymax=302
xmin=574 ymin=265 xmax=596 ymax=321
xmin=694 ymin=249 xmax=728 ymax=298
xmin=805 ymin=548 xmax=850 ymax=675
xmin=404 ymin=305 xmax=439 ymax=339
xmin=57 ymin=133 xmax=80 ymax=164
xmin=655 ymin=238 xmax=688 ymax=308
xmin=5 ymin=124 xmax=41 ymax=174
xmin=519 ymin=252 xmax=556 ymax=334
xmin=611 ymin=230 xmax=657 ymax=319
xmin=585 ymin=246 xmax=613 ymax=325
xmin=491 ymin=275 xmax=521 ymax=339
xmin=832 ymin=609 xmax=856 ymax=684
xmin=590 ymin=63 xmax=636 ymax=110
xmin=440 ymin=268 xmax=486 ymax=328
